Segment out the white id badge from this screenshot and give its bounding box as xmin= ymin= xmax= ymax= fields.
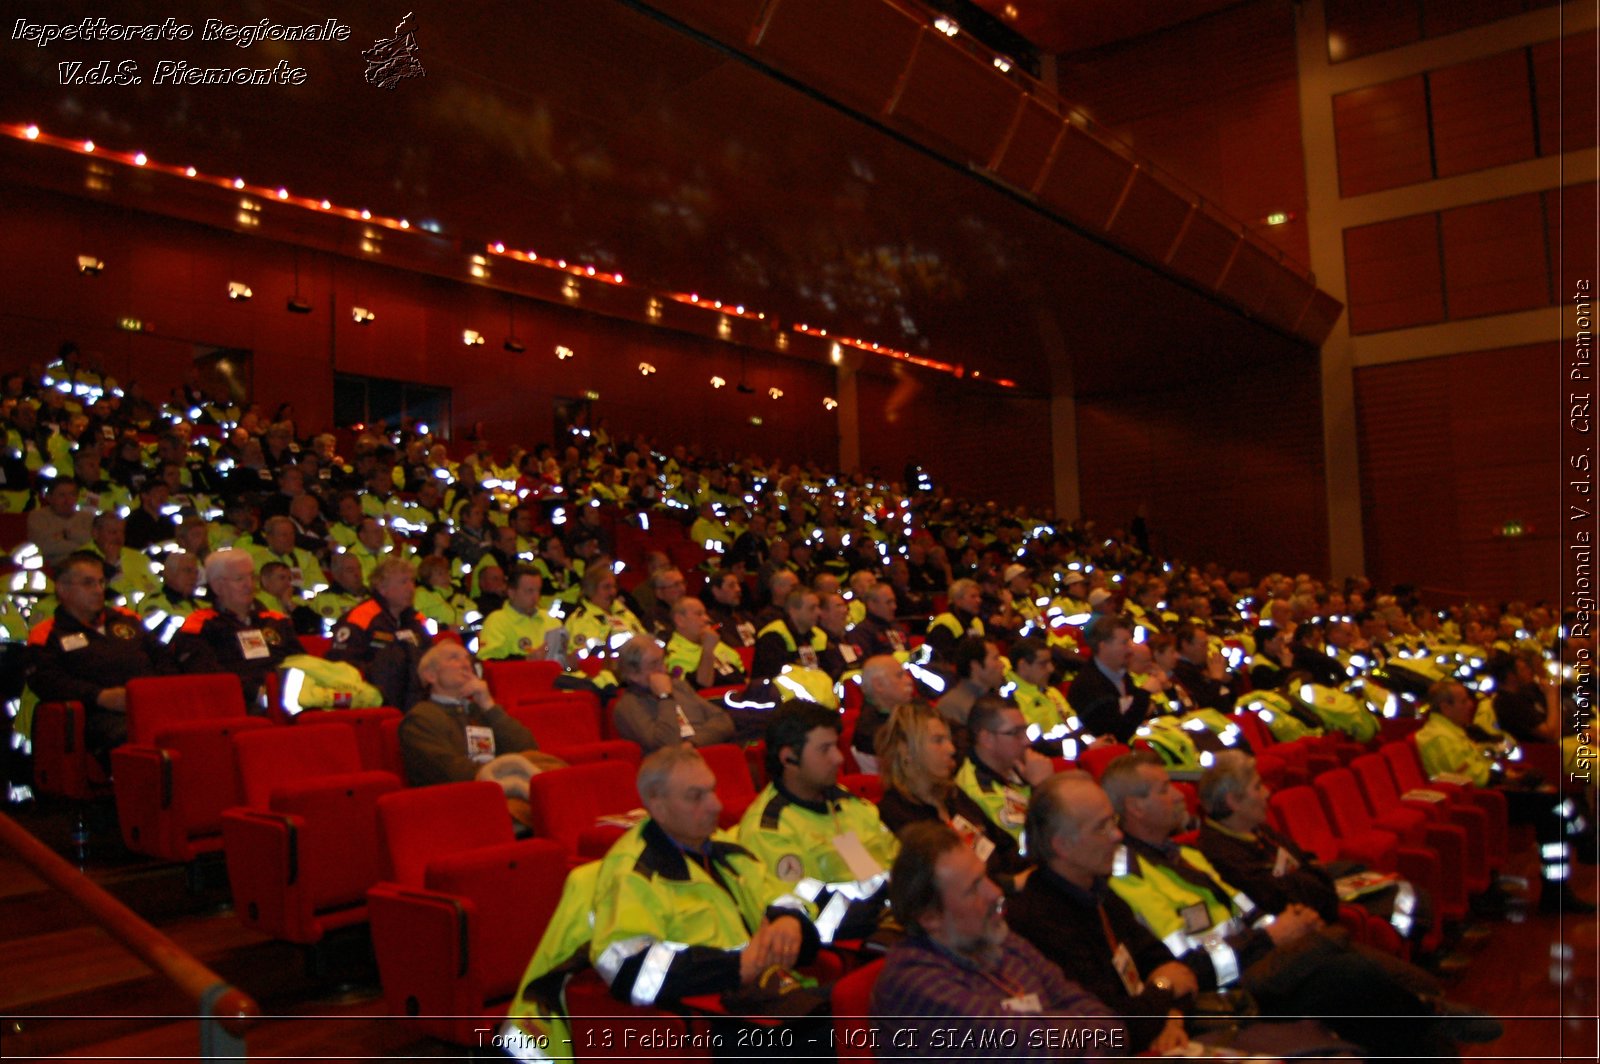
xmin=1180 ymin=903 xmax=1211 ymax=934
xmin=950 ymin=815 xmax=996 ymax=862
xmin=832 ymin=830 xmax=885 ymax=881
xmin=465 ymin=724 xmax=495 ymax=762
xmin=798 ymin=645 xmax=819 ymax=669
xmin=60 ymin=632 xmax=89 ymax=652
xmin=1000 ymin=993 xmax=1041 ymax=1014
xmin=1001 ymin=787 xmax=1028 ymax=826
xmin=1112 ymin=943 xmax=1143 ymax=996
xmin=1272 ymin=846 xmax=1300 ymax=877
xmin=237 ymin=629 xmax=271 ymax=660
xmin=675 ymin=706 xmax=696 ymax=739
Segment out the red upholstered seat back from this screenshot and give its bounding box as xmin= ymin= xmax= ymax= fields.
xmin=377 ymin=781 xmax=514 ymax=886
xmin=425 ymin=837 xmax=567 ymax=1001
xmin=700 ymin=743 xmax=757 ymax=827
xmin=126 ymin=673 xmax=247 ymax=744
xmin=1078 ymin=742 xmax=1132 ymax=781
xmin=233 ymin=722 xmax=361 ymax=809
xmin=525 ymin=760 xmax=639 ymax=854
xmin=482 ymin=659 xmax=562 ymax=703
xmin=1268 ymin=786 xmax=1341 ymax=864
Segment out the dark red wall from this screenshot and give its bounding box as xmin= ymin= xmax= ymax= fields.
xmin=1057 ymin=0 xmax=1310 ymax=268
xmin=1332 ymin=32 xmax=1595 ymax=197
xmin=855 ymin=371 xmax=1054 ymax=510
xmin=0 ymin=186 xmax=854 ymax=467
xmin=1355 ymin=343 xmax=1560 ymax=604
xmin=1075 ymin=358 xmax=1330 ymax=577
xmin=1343 ymin=182 xmax=1583 ymax=334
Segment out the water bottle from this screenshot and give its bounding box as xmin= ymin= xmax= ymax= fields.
xmin=70 ymin=813 xmax=89 ymax=866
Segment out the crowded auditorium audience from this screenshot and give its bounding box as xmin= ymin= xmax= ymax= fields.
xmin=0 ymin=356 xmax=1593 ymax=1059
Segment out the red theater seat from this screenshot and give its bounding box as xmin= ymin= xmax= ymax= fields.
xmin=700 ymin=742 xmax=757 ymax=827
xmin=833 ymin=958 xmax=885 ymax=1060
xmin=30 ymin=700 xmax=109 ymax=800
xmin=524 ymin=759 xmax=641 ymax=859
xmin=482 ymin=659 xmax=563 ymax=705
xmin=111 ymin=674 xmax=274 ymax=862
xmin=1351 ymin=752 xmax=1488 ymax=894
xmin=1313 ymin=768 xmax=1465 ymax=921
xmin=1384 ymin=739 xmax=1508 ymax=866
xmin=367 ymin=781 xmax=569 ymax=1045
xmin=222 ymin=723 xmax=400 ymax=944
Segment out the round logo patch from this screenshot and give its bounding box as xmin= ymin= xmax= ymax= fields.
xmin=262 ymin=627 xmax=283 ymax=646
xmin=774 ymin=854 xmax=805 ymax=882
xmin=334 ymin=625 xmax=352 ymax=644
xmin=518 ymin=637 xmax=532 ymax=652
xmin=110 ymin=622 xmax=136 ymax=640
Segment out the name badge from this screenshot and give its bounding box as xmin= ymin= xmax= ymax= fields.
xmin=1000 ymin=992 xmax=1041 ymax=1014
xmin=839 ymin=644 xmax=859 ymax=665
xmin=396 ymin=630 xmax=418 ymax=645
xmin=60 ymin=632 xmax=89 ymax=652
xmin=1180 ymin=902 xmax=1211 ymax=934
xmin=1112 ymin=943 xmax=1144 ymax=996
xmin=832 ymin=830 xmax=886 ymax=881
xmin=949 ymin=815 xmax=995 ymax=863
xmin=236 ymin=629 xmax=270 ymax=660
xmin=1001 ymin=786 xmax=1028 ymax=826
xmin=797 ymin=645 xmax=819 ymax=669
xmin=675 ymin=705 xmax=696 ymax=739
xmin=736 ymin=622 xmax=756 ymax=647
xmin=465 ymin=724 xmax=495 ymax=762
xmin=1272 ymin=846 xmax=1301 ymax=877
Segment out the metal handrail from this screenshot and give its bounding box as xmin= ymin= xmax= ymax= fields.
xmin=0 ymin=812 xmax=260 ymax=1055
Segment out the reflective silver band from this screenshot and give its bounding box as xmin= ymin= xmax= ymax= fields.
xmin=594 ymin=934 xmax=652 ymax=984
xmin=630 ymin=940 xmax=688 ymax=1007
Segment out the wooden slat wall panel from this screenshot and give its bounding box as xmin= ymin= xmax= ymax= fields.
xmin=891 ymin=39 xmax=1019 ymax=167
xmin=1219 ymin=241 xmax=1282 ymax=315
xmin=755 ymin=0 xmax=922 ymax=115
xmin=1532 ymin=32 xmax=1599 ymax=156
xmin=991 ymin=97 xmax=1063 ymax=191
xmin=1168 ymin=210 xmax=1242 ymax=291
xmin=1547 ymin=183 xmax=1600 ymax=298
xmin=1076 ymin=359 xmax=1328 ymax=577
xmin=1344 ymin=213 xmax=1445 ymax=333
xmin=1106 ymin=170 xmax=1192 ymax=264
xmin=1356 ymin=343 xmax=1559 ymax=603
xmin=1035 ymin=126 xmax=1135 ymax=231
xmin=1421 ymin=0 xmax=1529 ymax=38
xmin=1325 ymin=0 xmax=1422 ymax=62
xmin=650 ymin=0 xmax=766 ymax=44
xmin=1440 ymin=193 xmax=1550 ymax=318
xmin=854 ymin=373 xmax=1053 ymax=509
xmin=1333 ymin=76 xmax=1434 ymax=197
xmin=1428 ymin=49 xmax=1538 ymax=178
xmin=1056 ymin=2 xmax=1309 ymax=266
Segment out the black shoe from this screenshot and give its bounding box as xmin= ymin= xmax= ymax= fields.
xmin=1538 ymin=885 xmax=1598 ymax=914
xmin=1425 ymin=997 xmax=1503 ymax=1044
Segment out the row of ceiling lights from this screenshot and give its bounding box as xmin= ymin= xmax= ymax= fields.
xmin=22 ymin=120 xmax=1017 ymax=392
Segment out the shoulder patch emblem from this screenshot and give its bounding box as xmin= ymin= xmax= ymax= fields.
xmin=774 ymin=854 xmax=805 ymax=882
xmin=334 ymin=625 xmax=352 ymax=644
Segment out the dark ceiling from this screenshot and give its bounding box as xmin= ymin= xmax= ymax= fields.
xmin=0 ymin=0 xmax=1320 ymax=398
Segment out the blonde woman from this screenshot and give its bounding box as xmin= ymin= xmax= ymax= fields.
xmin=875 ymin=702 xmax=1032 ymax=888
